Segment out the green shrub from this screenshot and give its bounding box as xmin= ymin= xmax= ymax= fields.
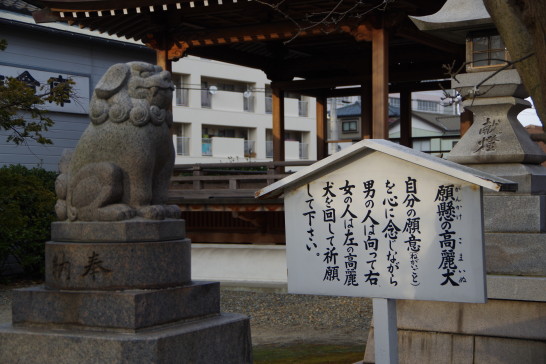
xmin=0 ymin=165 xmax=57 ymax=277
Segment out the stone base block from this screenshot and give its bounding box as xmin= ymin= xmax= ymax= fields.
xmin=483 ymin=194 xmax=546 ymax=233
xmin=363 ymin=329 xmax=546 ymax=364
xmin=12 ymin=281 xmax=219 ymax=331
xmin=487 ymin=275 xmax=546 ymax=301
xmin=45 ymin=239 xmax=191 ymax=290
xmin=0 ymin=313 xmax=252 ymax=364
xmin=395 ymin=298 xmax=546 ymax=340
xmin=485 ymin=233 xmax=546 ymax=276
xmin=51 ymin=218 xmax=185 ymax=243
xmin=474 ymin=163 xmax=546 ymax=195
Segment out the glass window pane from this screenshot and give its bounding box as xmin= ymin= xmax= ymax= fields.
xmin=473 ymin=52 xmax=489 ymax=67
xmin=490 ymin=51 xmax=505 ymax=65
xmin=473 ymin=36 xmax=489 ymax=52
xmin=490 ymin=35 xmax=503 ymax=50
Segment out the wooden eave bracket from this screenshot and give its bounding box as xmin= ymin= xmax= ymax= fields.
xmin=32 ymin=7 xmax=60 ymax=23
xmin=340 ymin=23 xmax=373 ymax=42
xmin=167 ymin=41 xmax=189 ymax=61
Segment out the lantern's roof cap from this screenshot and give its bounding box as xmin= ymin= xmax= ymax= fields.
xmin=256 ymin=139 xmax=517 ymax=199
xmin=411 ymin=0 xmax=494 ymax=43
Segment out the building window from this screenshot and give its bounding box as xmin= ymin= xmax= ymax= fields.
xmin=265 ymin=86 xmax=272 ymax=114
xmin=466 ymin=33 xmax=509 ymax=72
xmin=201 ymin=81 xmax=212 ymax=108
xmin=389 ymin=97 xmax=400 ymax=108
xmin=417 ymin=100 xmax=438 ymax=112
xmin=173 ymin=74 xmax=189 ymax=106
xmin=341 ymin=119 xmax=358 ymax=133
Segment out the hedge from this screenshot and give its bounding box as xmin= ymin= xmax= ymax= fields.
xmin=0 ymin=165 xmax=57 ymax=277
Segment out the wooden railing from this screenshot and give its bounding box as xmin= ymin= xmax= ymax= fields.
xmin=169 ymin=161 xmax=314 ymax=201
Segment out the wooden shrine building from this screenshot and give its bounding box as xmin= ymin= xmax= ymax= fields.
xmin=29 ymin=0 xmax=464 ymax=161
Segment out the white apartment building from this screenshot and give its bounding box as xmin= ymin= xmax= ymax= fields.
xmin=170 ymin=57 xmax=317 ymax=164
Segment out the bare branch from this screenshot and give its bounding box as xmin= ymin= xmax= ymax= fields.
xmin=254 ymin=0 xmax=394 ymax=44
xmin=441 ymin=52 xmax=535 ymax=107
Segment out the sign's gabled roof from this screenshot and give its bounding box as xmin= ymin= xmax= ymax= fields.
xmin=256 ymin=139 xmax=517 ymax=199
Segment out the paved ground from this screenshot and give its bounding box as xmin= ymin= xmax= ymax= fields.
xmin=0 ymin=281 xmax=373 ymax=347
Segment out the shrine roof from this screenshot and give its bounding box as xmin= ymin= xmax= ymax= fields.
xmin=26 ymin=0 xmax=466 ymax=92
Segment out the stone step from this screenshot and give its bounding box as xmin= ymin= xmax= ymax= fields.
xmin=0 ymin=312 xmax=251 ymax=364
xmin=12 ymin=281 xmax=220 ymax=331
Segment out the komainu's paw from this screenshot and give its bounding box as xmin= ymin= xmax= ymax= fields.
xmin=55 ymin=200 xmax=67 ymax=221
xmin=89 ymin=203 xmax=136 ymax=221
xmin=164 ymin=204 xmax=181 ymax=219
xmin=102 ymin=204 xmax=136 ymax=221
xmin=137 ymin=205 xmax=166 ymax=220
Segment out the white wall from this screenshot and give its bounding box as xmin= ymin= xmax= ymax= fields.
xmin=211 ymin=137 xmax=244 ymax=158
xmin=191 ymin=244 xmax=287 ymax=285
xmin=0 ymin=10 xmax=155 ymax=171
xmin=171 ymin=56 xmax=317 ymax=164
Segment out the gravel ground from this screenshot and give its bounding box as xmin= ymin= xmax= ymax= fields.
xmin=221 ymin=289 xmax=372 ymax=346
xmin=0 ymin=283 xmax=373 ymax=347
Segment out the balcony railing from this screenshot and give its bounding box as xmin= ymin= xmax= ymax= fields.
xmin=201 ymin=90 xmax=212 ymax=108
xmin=265 ymin=141 xmax=308 ymax=159
xmin=265 ymin=96 xmax=272 ymax=114
xmin=176 ymin=137 xmax=190 ymax=156
xmin=266 ymin=141 xmax=273 ymax=158
xmin=299 ymin=143 xmax=309 ymax=160
xmin=244 ymin=140 xmax=256 ymax=157
xmin=202 ymin=138 xmax=212 ymax=156
xmin=176 ymin=87 xmax=189 ymax=106
xmin=243 ymin=95 xmax=255 ymax=112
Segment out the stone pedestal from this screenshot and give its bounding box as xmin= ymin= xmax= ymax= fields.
xmin=363 ymin=69 xmax=546 ymax=363
xmin=0 ymin=219 xmax=252 ymax=363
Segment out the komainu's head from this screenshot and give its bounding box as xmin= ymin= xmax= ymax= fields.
xmin=89 ymin=62 xmax=174 ymax=127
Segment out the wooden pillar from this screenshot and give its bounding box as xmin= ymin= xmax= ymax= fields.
xmin=272 ymin=86 xmax=285 ymax=165
xmin=316 ymin=96 xmax=328 ymax=160
xmin=156 ymin=49 xmax=172 ymax=73
xmin=400 ymin=88 xmax=412 ymax=147
xmin=372 ymin=27 xmax=389 ymax=139
xmin=361 ymin=81 xmax=373 ymax=139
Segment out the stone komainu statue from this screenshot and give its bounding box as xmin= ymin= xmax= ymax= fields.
xmin=55 ymin=62 xmax=180 ymax=221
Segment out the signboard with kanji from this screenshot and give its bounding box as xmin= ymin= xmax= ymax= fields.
xmin=0 ymin=65 xmax=89 ymax=114
xmin=257 ymin=140 xmax=517 ymax=303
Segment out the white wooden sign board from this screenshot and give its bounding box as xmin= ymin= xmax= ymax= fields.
xmin=284 ymin=151 xmax=487 ymax=303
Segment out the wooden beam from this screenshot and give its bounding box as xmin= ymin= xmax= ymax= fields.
xmin=400 ymin=88 xmax=412 ymax=147
xmin=389 ymin=80 xmax=451 ymax=93
xmin=188 ymin=46 xmax=270 ymax=70
xmin=316 ymin=96 xmax=328 ymax=160
xmin=156 ymin=49 xmax=172 ymax=72
xmin=395 ymin=23 xmax=465 ymax=56
xmin=308 ymin=80 xmax=451 ymax=98
xmin=173 ymin=20 xmax=361 ymax=48
xmin=272 ymin=87 xmax=285 ymax=167
xmin=372 ymin=27 xmax=389 ymax=139
xmin=272 ymin=77 xmax=364 ymax=91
